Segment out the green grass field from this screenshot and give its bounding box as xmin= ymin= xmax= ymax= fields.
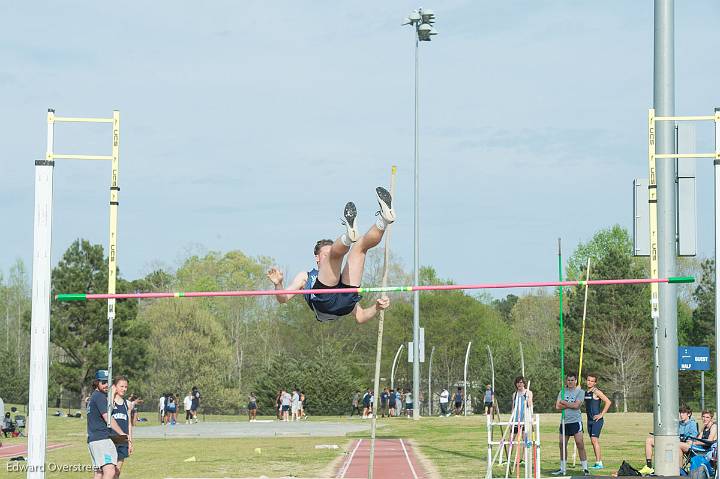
xmin=1 ymin=411 xmax=653 ymax=478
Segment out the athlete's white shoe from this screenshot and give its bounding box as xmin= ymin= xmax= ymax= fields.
xmin=375 ymin=187 xmax=395 ymax=224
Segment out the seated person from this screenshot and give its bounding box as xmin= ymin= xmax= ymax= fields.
xmin=2 ymin=412 xmax=15 ymax=437
xmin=681 ymin=410 xmax=718 ymax=458
xmin=640 ymin=405 xmax=698 ymax=475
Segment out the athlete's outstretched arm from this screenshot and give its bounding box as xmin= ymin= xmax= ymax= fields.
xmin=594 ymin=388 xmax=612 ymax=420
xmin=267 ymin=268 xmax=307 ymax=303
xmin=353 ymin=297 xmax=390 ymax=324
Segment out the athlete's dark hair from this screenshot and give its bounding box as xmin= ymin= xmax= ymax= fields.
xmin=314 ymin=239 xmax=334 ymax=255
xmin=680 ymin=404 xmax=692 ymax=414
xmin=586 ymin=373 xmax=598 ymax=381
xmin=514 ymin=376 xmax=526 ymax=387
xmin=566 ymin=372 xmax=577 ymax=380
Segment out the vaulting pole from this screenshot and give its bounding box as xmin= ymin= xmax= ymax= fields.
xmin=558 ymin=239 xmax=567 ymax=472
xmin=369 ymin=166 xmax=396 ymax=479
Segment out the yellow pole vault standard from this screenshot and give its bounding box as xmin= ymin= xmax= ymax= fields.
xmin=648 ymin=109 xmax=661 ymax=423
xmin=648 ymin=109 xmax=720 ymax=432
xmin=577 ymin=258 xmax=591 ymax=381
xmin=573 ymin=258 xmax=591 ymax=467
xmin=48 ymin=110 xmax=120 ymax=426
xmin=369 ymin=165 xmax=397 ymax=479
xmin=106 ymin=111 xmax=120 ymax=425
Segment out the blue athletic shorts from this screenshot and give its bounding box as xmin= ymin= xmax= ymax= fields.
xmin=116 ymin=443 xmax=129 ymax=460
xmin=560 ymin=421 xmax=582 ymax=436
xmin=587 ymin=419 xmax=603 ymax=437
xmin=311 ymin=279 xmax=361 ymax=317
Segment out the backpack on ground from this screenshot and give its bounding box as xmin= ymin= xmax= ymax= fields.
xmin=617 ymin=460 xmax=641 ymax=476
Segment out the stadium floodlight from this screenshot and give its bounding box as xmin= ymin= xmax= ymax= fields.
xmin=402 ymin=7 xmax=438 ymax=421
xmin=420 ymin=8 xmax=435 ymax=23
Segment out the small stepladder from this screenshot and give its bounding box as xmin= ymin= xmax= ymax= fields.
xmin=486 ymin=405 xmax=541 ymax=479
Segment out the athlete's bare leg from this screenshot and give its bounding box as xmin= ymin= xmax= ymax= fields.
xmin=342 ymin=225 xmax=385 ymax=286
xmin=317 ymin=202 xmax=358 ymax=286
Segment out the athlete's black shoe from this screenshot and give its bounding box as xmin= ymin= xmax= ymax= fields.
xmin=342 ymin=202 xmax=359 ymax=242
xmin=375 ymin=186 xmax=395 ymax=224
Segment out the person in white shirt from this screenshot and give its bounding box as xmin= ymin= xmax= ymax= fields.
xmin=183 ymin=393 xmax=193 ymax=424
xmin=405 ymin=390 xmax=413 ymax=418
xmin=281 ymin=389 xmax=292 ymax=422
xmin=158 ymin=395 xmax=166 ymax=424
xmin=439 ymin=388 xmax=450 ymax=417
xmin=291 ymin=389 xmax=301 ymax=421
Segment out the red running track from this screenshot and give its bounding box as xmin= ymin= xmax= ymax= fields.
xmin=0 ymin=443 xmax=68 ymax=459
xmin=336 ymin=439 xmax=428 ymax=479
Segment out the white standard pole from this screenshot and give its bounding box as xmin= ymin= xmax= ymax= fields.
xmin=535 ymin=414 xmax=542 ymax=478
xmin=464 ymin=341 xmax=472 ymax=416
xmin=714 ymin=107 xmax=720 ymax=427
xmin=391 ymin=344 xmax=404 ymax=391
xmin=487 ymin=413 xmax=493 ymax=475
xmin=27 ymin=109 xmax=56 ymax=479
xmin=428 ymin=345 xmax=435 ymax=416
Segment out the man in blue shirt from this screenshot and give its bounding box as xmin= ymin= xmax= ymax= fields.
xmin=267 ymin=187 xmax=395 ymax=324
xmin=380 ymin=388 xmax=390 ymax=418
xmin=86 ymin=370 xmax=128 ymax=479
xmin=639 ymin=405 xmax=699 ymax=475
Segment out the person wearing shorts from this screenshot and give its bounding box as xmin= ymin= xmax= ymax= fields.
xmin=389 ymin=389 xmax=398 ymax=417
xmin=248 ymin=393 xmax=258 ymax=422
xmin=404 ymin=390 xmax=413 ymax=418
xmin=362 ymin=389 xmax=371 ymax=418
xmin=639 ymin=405 xmax=698 ymax=475
xmin=511 ymin=376 xmax=533 ymax=434
xmin=483 ymin=384 xmax=494 ymax=415
xmin=190 ymin=386 xmax=201 ymax=423
xmin=299 ymin=391 xmax=306 ymax=420
xmin=453 ymin=387 xmax=464 ymax=415
xmin=584 ymin=373 xmax=611 ymax=470
xmin=87 ymin=370 xmax=127 ymax=479
xmin=111 ymin=375 xmax=133 ymax=478
xmin=380 ymin=388 xmax=389 ymax=418
xmin=281 ymin=389 xmax=291 ymax=421
xmin=552 ymin=373 xmax=588 ymax=476
xmin=267 ymin=187 xmax=395 ymax=324
xmin=291 ymin=388 xmax=300 ymax=421
xmin=276 ymin=390 xmax=283 ymax=420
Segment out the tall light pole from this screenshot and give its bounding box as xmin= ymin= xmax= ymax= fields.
xmin=653 ymin=1 xmax=679 ymax=474
xmin=403 ymin=6 xmax=438 ymax=421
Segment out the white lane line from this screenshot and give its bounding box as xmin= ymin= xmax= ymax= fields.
xmin=399 ymin=438 xmax=420 ymax=479
xmin=337 ymin=439 xmax=362 ymax=478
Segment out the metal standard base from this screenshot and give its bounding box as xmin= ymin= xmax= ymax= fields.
xmin=653 ymin=434 xmax=680 ymax=476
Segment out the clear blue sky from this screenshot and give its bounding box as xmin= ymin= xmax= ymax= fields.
xmin=1 ymin=1 xmax=718 ymax=294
